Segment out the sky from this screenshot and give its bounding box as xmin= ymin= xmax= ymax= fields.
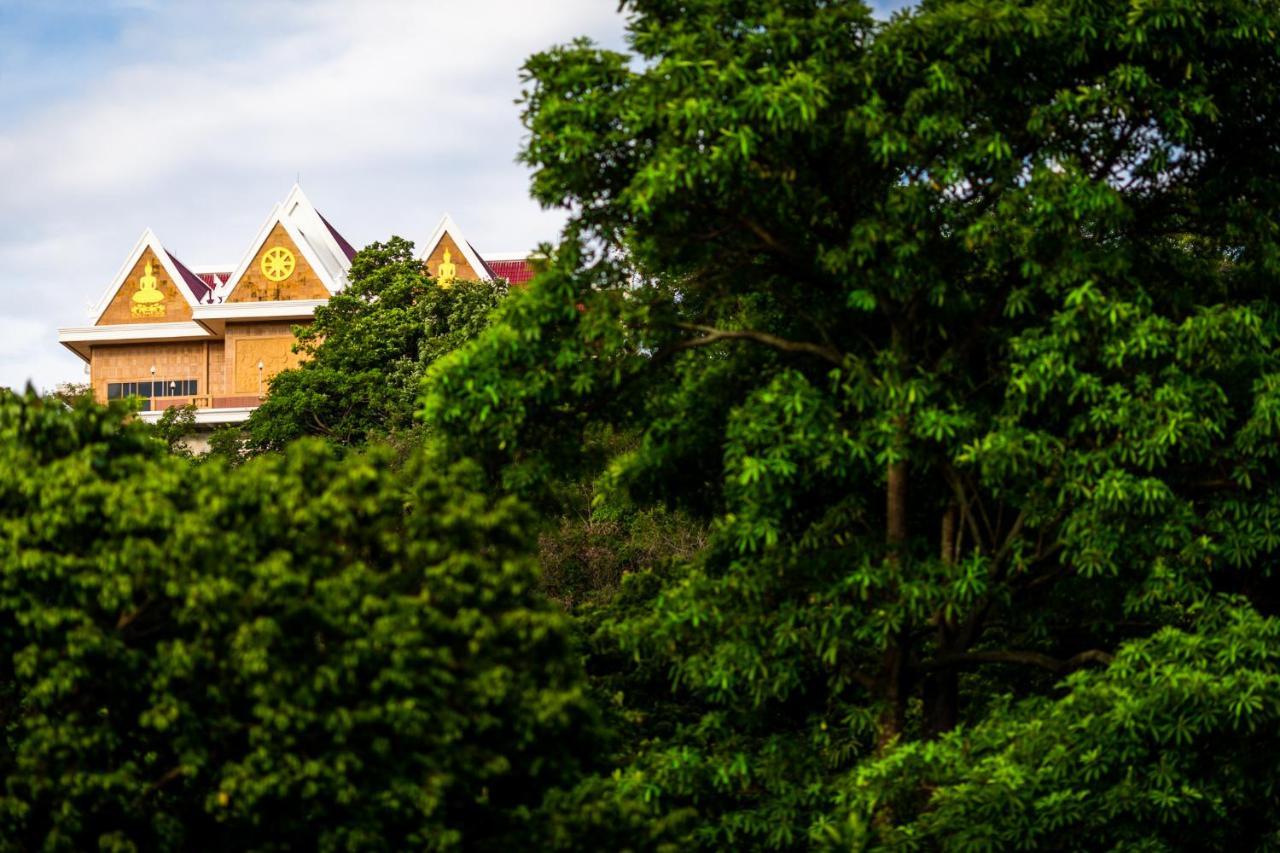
xmin=0 ymin=0 xmax=910 ymax=392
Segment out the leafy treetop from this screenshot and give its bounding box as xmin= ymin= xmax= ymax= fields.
xmin=424 ymin=0 xmax=1280 ymax=845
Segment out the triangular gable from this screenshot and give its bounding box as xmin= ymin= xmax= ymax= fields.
xmin=420 ymin=213 xmax=491 ymax=284
xmin=225 ymin=222 xmax=330 ymax=303
xmin=280 ymin=185 xmax=352 ymax=287
xmin=217 ymin=186 xmax=352 ymax=304
xmin=91 ymin=230 xmax=200 ymax=326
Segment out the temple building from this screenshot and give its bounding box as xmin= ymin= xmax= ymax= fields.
xmin=58 ymin=186 xmax=534 ymax=441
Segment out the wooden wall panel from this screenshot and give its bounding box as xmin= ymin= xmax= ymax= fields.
xmin=227 ymin=224 xmax=330 ymax=303
xmin=89 ymin=342 xmax=207 ymax=402
xmin=208 ymin=342 xmax=227 ymax=397
xmin=85 ymin=319 xmax=312 ymax=408
xmin=96 ymin=249 xmax=193 ymax=326
xmin=223 ymin=321 xmax=309 ymax=396
xmin=231 ymin=338 xmax=301 ymax=394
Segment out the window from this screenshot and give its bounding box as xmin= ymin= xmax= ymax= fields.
xmin=106 ymin=379 xmax=197 ymax=402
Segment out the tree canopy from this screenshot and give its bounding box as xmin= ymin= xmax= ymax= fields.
xmin=0 ymin=389 xmax=598 ymax=850
xmin=422 ymin=0 xmax=1280 ymax=845
xmin=15 ymin=0 xmax=1280 ymax=847
xmin=244 ymin=236 xmax=506 ymax=452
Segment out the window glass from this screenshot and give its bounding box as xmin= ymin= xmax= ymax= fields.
xmin=109 ymin=378 xmax=200 ymax=401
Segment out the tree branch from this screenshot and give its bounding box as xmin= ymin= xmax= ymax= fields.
xmin=990 ymin=509 xmax=1028 ymax=579
xmin=942 ymin=464 xmax=986 ymax=552
xmin=918 ymin=647 xmax=1114 ymax=675
xmin=667 ymin=322 xmax=845 ymax=366
xmin=116 ymin=596 xmax=155 ymax=631
xmin=739 ymin=216 xmax=800 ymax=259
xmin=143 ymin=765 xmax=186 ymax=796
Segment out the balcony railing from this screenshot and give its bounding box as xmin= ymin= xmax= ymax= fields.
xmin=151 ymin=395 xmax=263 ymax=412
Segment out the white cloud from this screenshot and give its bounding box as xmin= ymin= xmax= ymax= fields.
xmin=0 ymin=0 xmax=627 ymax=391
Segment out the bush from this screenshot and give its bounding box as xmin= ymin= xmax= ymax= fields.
xmin=0 ymin=390 xmax=599 ymax=850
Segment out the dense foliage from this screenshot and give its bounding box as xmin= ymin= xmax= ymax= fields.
xmin=836 ymin=602 xmax=1280 ymax=848
xmin=243 ymin=236 xmax=506 ymax=451
xmin=421 ymin=0 xmax=1280 ymax=845
xmin=15 ymin=0 xmax=1280 ymax=847
xmin=0 ymin=390 xmax=597 ymax=850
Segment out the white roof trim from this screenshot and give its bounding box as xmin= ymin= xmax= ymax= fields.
xmin=58 ymin=320 xmax=216 ymax=361
xmin=214 ymin=185 xmax=350 ymax=303
xmin=59 ymin=321 xmax=215 ymax=342
xmin=280 ymin=184 xmax=352 ymax=285
xmin=419 ymin=213 xmax=492 ymax=281
xmin=193 ymin=299 xmax=325 ymax=322
xmin=86 ymin=229 xmax=202 ymax=324
xmin=480 ymin=251 xmax=534 ymax=262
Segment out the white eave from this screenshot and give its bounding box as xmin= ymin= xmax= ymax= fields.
xmin=58 ymin=321 xmax=216 ymax=361
xmin=137 ymin=406 xmax=255 ymax=426
xmin=191 ymin=299 xmax=325 ymax=334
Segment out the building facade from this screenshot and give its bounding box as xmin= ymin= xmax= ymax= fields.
xmin=58 ymin=187 xmax=534 ymax=435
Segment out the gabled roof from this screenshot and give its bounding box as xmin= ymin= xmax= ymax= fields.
xmin=420 ymin=213 xmax=492 ymax=281
xmin=319 ymin=211 xmax=358 ymax=261
xmin=483 ymin=253 xmax=537 ymax=285
xmin=86 ymin=228 xmax=208 ymax=324
xmin=214 ymin=184 xmax=353 ymax=303
xmin=187 ymin=266 xmax=234 ymax=293
xmin=166 ymin=251 xmax=216 ymax=304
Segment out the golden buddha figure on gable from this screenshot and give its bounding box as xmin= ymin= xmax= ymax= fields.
xmin=437 ymin=248 xmax=457 ymax=287
xmin=130 ymin=260 xmax=166 ymax=317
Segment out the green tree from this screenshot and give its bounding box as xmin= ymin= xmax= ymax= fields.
xmin=150 ymin=403 xmax=196 ymax=457
xmin=0 ymin=389 xmax=598 ymax=850
xmin=831 ymin=601 xmax=1280 ymax=849
xmin=424 ymin=0 xmax=1280 ymax=845
xmin=245 ymin=236 xmax=507 ymax=451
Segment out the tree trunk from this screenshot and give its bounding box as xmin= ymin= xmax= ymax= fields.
xmin=924 ymin=505 xmax=960 ymax=737
xmin=876 ymin=457 xmax=909 ymax=754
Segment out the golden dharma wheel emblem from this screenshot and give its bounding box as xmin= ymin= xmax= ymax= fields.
xmin=260 ymin=246 xmax=296 ymax=282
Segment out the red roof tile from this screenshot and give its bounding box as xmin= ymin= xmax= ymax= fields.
xmin=486 ymin=258 xmax=536 ymax=285
xmin=195 ymin=271 xmax=230 ymax=288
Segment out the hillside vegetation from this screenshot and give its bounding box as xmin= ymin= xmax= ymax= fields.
xmin=11 ymin=0 xmax=1280 ymax=848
